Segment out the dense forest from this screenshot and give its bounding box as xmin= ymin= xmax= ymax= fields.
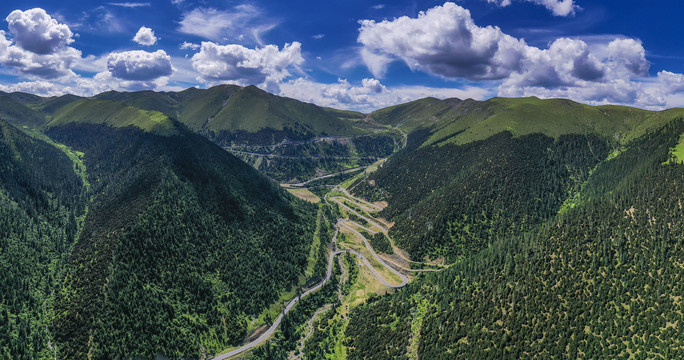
xmin=0 ymin=112 xmax=317 ymax=359
xmin=354 ymin=130 xmax=609 ymax=262
xmin=345 ymin=120 xmax=684 ymax=359
xmin=0 ymin=119 xmax=88 ymax=359
xmin=5 ymin=85 xmax=684 ymax=360
xmin=43 ymin=123 xmax=317 ymax=359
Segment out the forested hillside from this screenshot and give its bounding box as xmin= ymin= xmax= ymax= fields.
xmin=94 ymin=85 xmax=400 ymax=182
xmin=0 ymin=119 xmax=88 ymax=359
xmin=344 ymin=119 xmax=684 ymax=359
xmin=44 ymin=122 xmax=316 ymax=359
xmin=0 ymin=98 xmax=317 ymax=359
xmin=353 ymin=96 xmax=684 ymax=262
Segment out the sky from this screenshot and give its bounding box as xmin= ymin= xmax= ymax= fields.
xmin=1 ymin=0 xmax=684 ymax=112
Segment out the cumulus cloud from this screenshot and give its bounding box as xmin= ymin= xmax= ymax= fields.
xmin=657 ymin=71 xmax=684 ymax=93
xmin=191 ymin=41 xmax=303 ymax=91
xmin=106 ymin=50 xmax=173 ymax=81
xmin=499 ymin=38 xmax=652 ymax=105
xmin=133 ymin=26 xmax=157 ymax=46
xmin=178 ymin=5 xmax=275 ymax=44
xmin=485 ymin=0 xmax=579 ymax=16
xmin=358 ymin=2 xmax=529 ymax=80
xmin=6 ymin=8 xmax=74 ymax=54
xmin=180 ymin=41 xmax=200 ymax=50
xmin=0 ymin=8 xmax=81 ymax=79
xmin=606 ymin=38 xmax=649 ymax=77
xmin=358 ymin=2 xmax=660 ymax=107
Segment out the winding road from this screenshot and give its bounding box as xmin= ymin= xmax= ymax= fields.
xmin=212 ymin=186 xmax=412 ymax=359
xmin=335 ymin=187 xmax=383 ymax=212
xmin=285 ymin=167 xmax=367 ymax=187
xmin=331 ymin=197 xmax=386 ymax=232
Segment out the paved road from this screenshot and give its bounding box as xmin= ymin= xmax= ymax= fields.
xmin=331 ymin=197 xmax=386 ymax=232
xmin=339 ymin=221 xmax=408 ymax=288
xmin=228 ymin=149 xmax=378 ymax=161
xmin=335 ymin=187 xmax=383 ymax=211
xmin=211 ymin=222 xmax=406 ymax=359
xmin=285 ymin=167 xmax=367 ymax=187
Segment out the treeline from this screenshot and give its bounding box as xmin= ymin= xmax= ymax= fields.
xmin=345 ymin=120 xmax=684 ymax=359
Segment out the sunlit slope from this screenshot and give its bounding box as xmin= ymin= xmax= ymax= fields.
xmin=47 ymin=98 xmax=179 ymax=136
xmin=371 ymin=95 xmax=684 ymax=147
xmin=96 ymin=84 xmax=363 ymax=137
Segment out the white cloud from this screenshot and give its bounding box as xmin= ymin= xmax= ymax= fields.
xmin=0 ymin=80 xmax=73 ymax=96
xmin=0 ymin=9 xmax=81 ymax=79
xmin=658 ymin=71 xmax=684 ymax=93
xmin=358 ymin=2 xmax=529 ymax=80
xmin=485 ymin=0 xmax=579 ymax=16
xmin=358 ymin=2 xmax=663 ymax=108
xmin=178 ymin=6 xmax=275 ymax=44
xmin=106 ymin=50 xmax=173 ymax=81
xmin=191 ymin=41 xmax=303 ymax=91
xmin=372 ymin=4 xmax=385 ymax=10
xmin=312 ymin=34 xmax=325 ymax=40
xmin=133 ymin=26 xmax=157 ymax=46
xmin=108 ymin=2 xmax=151 ymax=8
xmin=360 ymin=48 xmax=393 ymax=78
xmin=6 ymin=8 xmax=74 ymax=54
xmin=606 ymin=38 xmax=649 ymax=77
xmin=499 ymin=38 xmax=653 ymax=106
xmin=180 ymin=41 xmax=200 ymax=50
xmin=279 ymin=77 xmax=491 ymax=112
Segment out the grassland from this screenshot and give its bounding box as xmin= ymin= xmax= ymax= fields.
xmin=48 ymin=99 xmax=178 ymax=136
xmin=283 ymin=186 xmax=321 ymax=203
xmin=666 ymin=133 xmax=684 ymax=163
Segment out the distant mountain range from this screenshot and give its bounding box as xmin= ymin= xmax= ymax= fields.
xmin=0 ymin=85 xmax=398 ymax=182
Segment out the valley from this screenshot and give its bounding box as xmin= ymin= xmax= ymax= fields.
xmin=214 ymin=159 xmax=436 ymax=359
xmin=2 ymin=86 xmax=684 ymax=359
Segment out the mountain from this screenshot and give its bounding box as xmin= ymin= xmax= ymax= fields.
xmin=1 ymin=85 xmax=400 ymax=183
xmin=0 ymin=92 xmax=46 ymax=128
xmin=329 ymin=96 xmax=684 ymax=359
xmin=93 ymin=85 xmax=400 ymax=182
xmin=94 ymin=84 xmax=363 ymax=141
xmin=5 ymin=85 xmax=684 ymax=359
xmin=345 ymin=118 xmax=684 ymax=359
xmin=0 ymin=105 xmax=317 ymax=358
xmin=352 ymin=96 xmax=684 ymax=262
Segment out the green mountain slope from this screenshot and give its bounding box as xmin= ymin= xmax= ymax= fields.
xmin=0 ymin=92 xmax=45 ymax=128
xmin=345 ymin=119 xmax=684 ymax=359
xmin=95 ymin=84 xmax=362 ymax=139
xmin=94 ymin=85 xmax=395 ymax=182
xmin=0 ymin=119 xmax=88 ymax=359
xmin=353 ymin=97 xmax=684 ymax=262
xmin=47 ymin=98 xmax=178 ymax=136
xmin=41 ymin=120 xmax=316 ymax=359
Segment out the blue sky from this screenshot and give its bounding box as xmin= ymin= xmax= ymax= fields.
xmin=0 ymin=0 xmax=683 ymax=111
